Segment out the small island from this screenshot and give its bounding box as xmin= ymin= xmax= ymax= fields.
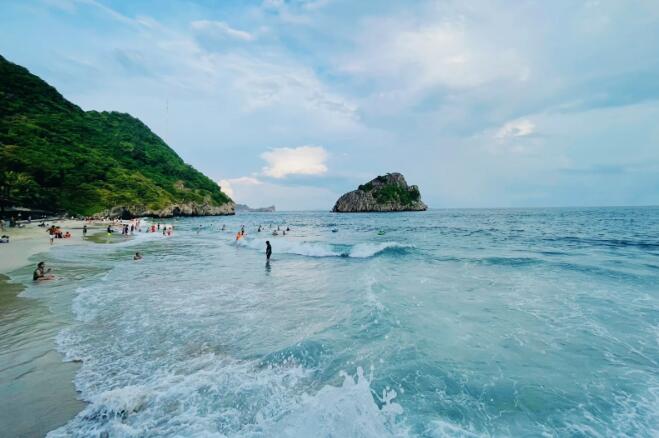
xmin=332 ymin=172 xmax=427 ymax=212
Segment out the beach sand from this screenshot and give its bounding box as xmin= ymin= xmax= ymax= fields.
xmin=0 ymin=220 xmax=119 ymax=437
xmin=0 ymin=220 xmax=94 ymax=275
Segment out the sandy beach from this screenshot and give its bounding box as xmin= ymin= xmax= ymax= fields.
xmin=0 ymin=220 xmax=100 ymax=275
xmin=0 ymin=219 xmax=120 ymax=437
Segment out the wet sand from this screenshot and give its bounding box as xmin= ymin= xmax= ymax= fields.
xmin=0 ymin=274 xmax=85 ymax=438
xmin=0 ymin=220 xmax=129 ymax=437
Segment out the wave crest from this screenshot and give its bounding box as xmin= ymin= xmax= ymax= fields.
xmin=236 ymin=239 xmax=413 ymax=259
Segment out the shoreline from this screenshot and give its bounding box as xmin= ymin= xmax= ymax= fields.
xmin=0 ymin=220 xmax=120 ymax=437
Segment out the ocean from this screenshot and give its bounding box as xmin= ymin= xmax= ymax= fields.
xmin=15 ymin=208 xmax=659 ymax=437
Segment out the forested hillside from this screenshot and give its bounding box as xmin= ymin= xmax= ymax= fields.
xmin=0 ymin=55 xmax=233 ymax=217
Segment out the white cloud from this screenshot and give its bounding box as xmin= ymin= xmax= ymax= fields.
xmin=191 ymin=20 xmax=256 ymax=42
xmin=342 ymin=18 xmax=528 ymax=92
xmin=261 ymin=145 xmax=328 ymax=178
xmin=218 ymin=176 xmax=262 ymax=198
xmin=219 ymin=174 xmax=335 ymax=209
xmin=495 ymin=119 xmax=536 ymax=139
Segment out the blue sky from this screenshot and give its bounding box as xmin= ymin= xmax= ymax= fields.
xmin=2 ymin=0 xmax=659 ymax=209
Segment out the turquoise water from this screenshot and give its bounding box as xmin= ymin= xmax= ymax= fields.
xmin=17 ymin=208 xmax=659 ymax=437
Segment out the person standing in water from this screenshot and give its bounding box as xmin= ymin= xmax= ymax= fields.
xmin=265 ymin=241 xmax=272 ymax=261
xmin=82 ymin=224 xmax=88 ymax=238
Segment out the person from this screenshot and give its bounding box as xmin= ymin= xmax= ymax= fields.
xmin=82 ymin=224 xmax=88 ymax=238
xmin=49 ymin=229 xmax=55 ymax=245
xmin=33 ymin=261 xmax=53 ymax=281
xmin=236 ymin=231 xmax=242 ymax=241
xmin=286 ymin=227 xmax=290 ymax=232
xmin=221 ymin=224 xmax=226 ymax=231
xmin=272 ymin=230 xmax=278 ymax=236
xmin=241 ymin=225 xmax=245 ymax=236
xmin=282 ymin=230 xmax=286 ymax=236
xmin=258 ymin=225 xmax=262 ymax=232
xmin=265 ymin=241 xmax=272 ymax=261
xmin=0 ymin=235 xmax=9 ymax=243
xmin=63 ymin=231 xmax=71 ymax=238
xmin=107 ymin=225 xmax=113 ymax=235
xmin=133 ymin=252 xmax=143 ymax=260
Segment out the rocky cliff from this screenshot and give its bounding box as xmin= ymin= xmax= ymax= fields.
xmin=98 ymin=201 xmax=235 ymax=219
xmin=332 ymin=173 xmax=427 ymax=213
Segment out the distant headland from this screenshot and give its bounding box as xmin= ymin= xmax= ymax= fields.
xmin=332 ymin=173 xmax=427 ymax=212
xmin=235 ymin=204 xmax=276 ymax=213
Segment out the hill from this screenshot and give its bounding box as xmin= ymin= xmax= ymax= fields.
xmin=332 ymin=173 xmax=427 ymax=212
xmin=0 ymin=55 xmax=234 ymax=218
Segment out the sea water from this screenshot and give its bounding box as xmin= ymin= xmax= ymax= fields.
xmin=15 ymin=208 xmax=659 ymax=437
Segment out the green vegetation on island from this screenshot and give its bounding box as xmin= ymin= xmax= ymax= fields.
xmin=359 ymin=175 xmax=421 ymax=206
xmin=0 ymin=55 xmax=233 ymax=217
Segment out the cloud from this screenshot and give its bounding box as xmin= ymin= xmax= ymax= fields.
xmin=341 ymin=17 xmax=529 ymax=93
xmin=218 ymin=176 xmax=262 ymax=198
xmin=495 ymin=119 xmax=535 ymax=140
xmin=261 ymin=146 xmax=328 ymax=178
xmin=219 ymin=174 xmax=335 ymax=209
xmin=191 ymin=20 xmax=255 ymax=42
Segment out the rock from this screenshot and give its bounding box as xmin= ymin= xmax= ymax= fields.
xmin=96 ymin=201 xmax=236 ymax=219
xmin=332 ymin=173 xmax=427 ymax=213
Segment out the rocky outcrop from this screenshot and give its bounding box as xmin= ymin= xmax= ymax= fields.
xmin=97 ymin=201 xmax=235 ymax=219
xmin=235 ymin=204 xmax=276 ymax=213
xmin=333 ymin=173 xmax=427 ymax=213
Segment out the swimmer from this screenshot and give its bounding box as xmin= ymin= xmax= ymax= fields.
xmin=266 ymin=241 xmax=272 ymax=260
xmin=33 ymin=261 xmax=53 ymax=281
xmin=272 ymin=230 xmax=278 ymax=236
xmin=236 ymin=231 xmax=242 ymax=241
xmin=133 ymin=252 xmax=143 ymax=260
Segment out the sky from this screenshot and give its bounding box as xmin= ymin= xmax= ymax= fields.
xmin=1 ymin=0 xmax=659 ymax=210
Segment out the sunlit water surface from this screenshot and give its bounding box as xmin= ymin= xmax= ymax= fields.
xmin=15 ymin=208 xmax=659 ymax=437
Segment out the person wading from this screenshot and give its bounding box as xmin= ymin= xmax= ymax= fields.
xmin=265 ymin=241 xmax=272 ymax=261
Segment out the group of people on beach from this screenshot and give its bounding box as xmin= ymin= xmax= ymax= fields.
xmin=32 ymin=219 xmax=284 ymax=282
xmin=48 ymin=225 xmax=71 ymax=244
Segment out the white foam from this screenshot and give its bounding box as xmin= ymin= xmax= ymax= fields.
xmin=48 ymin=354 xmax=408 ymax=438
xmin=236 ymin=238 xmax=412 ymax=259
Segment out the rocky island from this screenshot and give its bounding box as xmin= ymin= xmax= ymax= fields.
xmin=332 ymin=173 xmax=427 ymax=212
